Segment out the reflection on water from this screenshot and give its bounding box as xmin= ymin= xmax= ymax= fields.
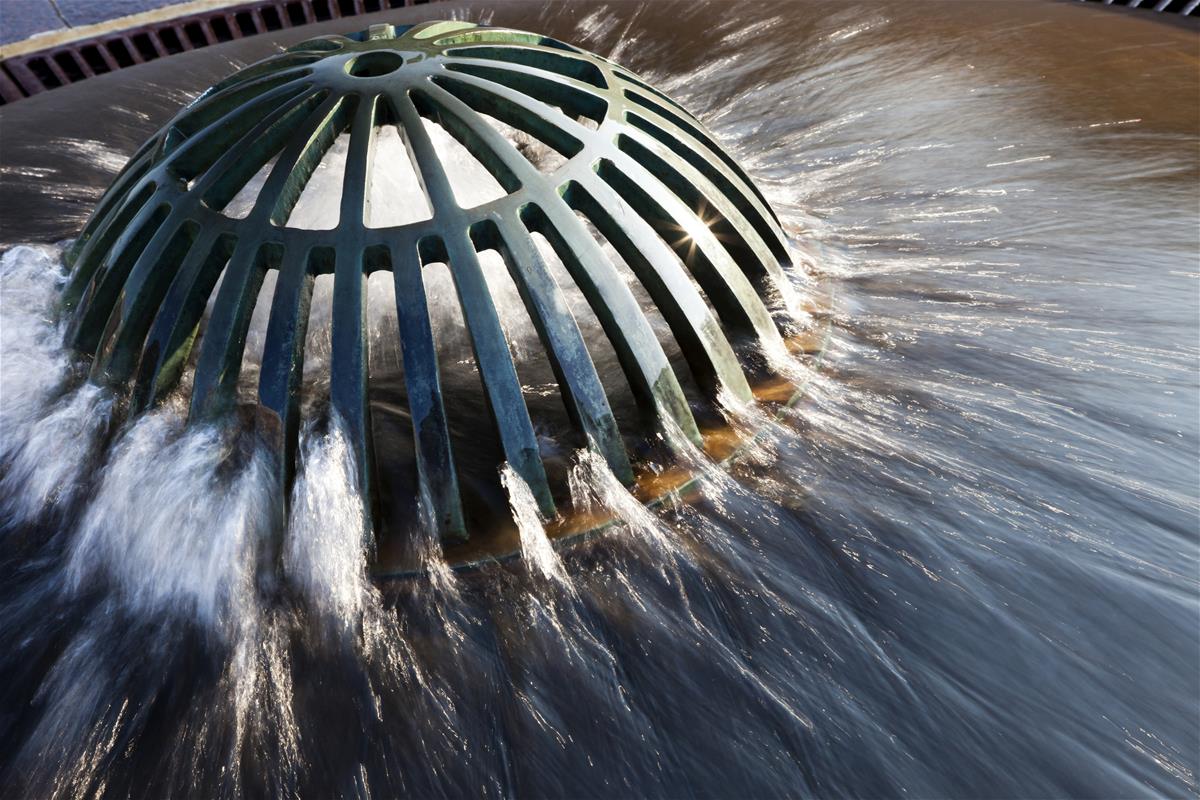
xmin=1 ymin=2 xmax=1197 ymax=797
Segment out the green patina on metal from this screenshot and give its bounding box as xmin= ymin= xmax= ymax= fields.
xmin=63 ymin=20 xmax=797 ymax=553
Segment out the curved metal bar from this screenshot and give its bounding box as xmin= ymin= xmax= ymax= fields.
xmin=622 ymin=110 xmax=789 ymax=264
xmin=163 ymin=79 xmax=318 ymax=182
xmin=420 ymin=80 xmax=700 ymax=445
xmin=187 ymin=239 xmax=271 ymax=421
xmin=90 ymin=92 xmax=339 ymax=396
xmin=393 ymin=87 xmax=556 ymax=517
xmin=594 ymin=153 xmax=783 ymax=350
xmin=570 ymin=176 xmax=753 ymax=402
xmin=441 ymin=61 xmax=608 ymax=126
xmin=416 ymin=84 xmax=629 ymax=479
xmin=619 ymin=125 xmax=788 ymax=287
xmin=619 ymin=86 xmax=784 ymax=229
xmin=92 ymin=215 xmax=201 ymax=384
xmin=87 ymin=96 xmax=340 ymax=379
xmin=443 ymin=46 xmax=609 ymax=89
xmin=63 ymin=179 xmax=158 ymax=310
xmin=183 ymin=61 xmax=320 ymax=122
xmin=390 ymin=240 xmax=467 ymax=544
xmin=199 ymin=90 xmax=339 ymax=213
xmin=421 ymin=71 xmax=753 ymax=398
xmin=526 ymin=201 xmax=702 ymax=446
xmin=329 ymin=94 xmax=379 ymax=543
xmin=131 ymin=231 xmax=234 ymax=411
xmin=171 ymin=65 xmax=319 ymax=142
xmin=66 ymin=143 xmax=158 ymax=267
xmin=263 ymin=93 xmax=352 ymax=225
xmin=257 ymin=244 xmax=315 ymax=490
xmin=490 ymin=217 xmax=633 ymax=484
xmin=429 ymin=73 xmax=583 ymax=159
xmin=68 ymin=197 xmax=170 ymax=354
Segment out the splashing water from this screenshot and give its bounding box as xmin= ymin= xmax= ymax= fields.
xmin=501 ymin=462 xmax=569 ymax=584
xmin=569 ymin=448 xmax=678 ymax=557
xmin=0 ymin=2 xmax=1197 ymax=798
xmin=0 ymin=245 xmax=69 ymax=438
xmin=285 ymin=419 xmax=375 ymax=631
xmin=66 ymin=413 xmax=272 ymax=630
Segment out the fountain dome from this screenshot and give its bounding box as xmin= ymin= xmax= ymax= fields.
xmin=61 ymin=19 xmax=811 ymax=567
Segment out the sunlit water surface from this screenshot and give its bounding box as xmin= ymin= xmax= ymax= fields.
xmin=0 ymin=2 xmax=1197 ymax=798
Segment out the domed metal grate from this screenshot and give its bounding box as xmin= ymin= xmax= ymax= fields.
xmin=63 ymin=20 xmax=797 ymax=555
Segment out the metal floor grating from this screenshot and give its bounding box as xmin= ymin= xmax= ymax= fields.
xmin=1 ymin=0 xmax=1193 ymax=107
xmin=0 ymin=0 xmax=441 ymax=106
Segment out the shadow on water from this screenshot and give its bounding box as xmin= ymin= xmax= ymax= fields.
xmin=0 ymin=1 xmax=1197 ymax=798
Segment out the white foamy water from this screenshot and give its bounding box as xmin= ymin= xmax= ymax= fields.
xmin=1 ymin=384 xmax=114 ymax=524
xmin=568 ymin=448 xmax=678 ymax=557
xmin=0 ymin=242 xmax=381 ymax=632
xmin=66 ymin=413 xmax=274 ymax=630
xmin=500 ymin=462 xmax=568 ymax=583
xmin=0 ymin=244 xmax=71 ymax=446
xmin=0 ymin=246 xmax=118 ymax=524
xmin=285 ymin=418 xmax=375 ymax=630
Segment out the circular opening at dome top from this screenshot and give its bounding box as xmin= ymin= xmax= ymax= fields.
xmin=346 ymin=51 xmax=405 ymax=77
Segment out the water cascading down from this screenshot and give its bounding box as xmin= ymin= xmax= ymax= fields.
xmin=60 ymin=20 xmax=811 ymax=572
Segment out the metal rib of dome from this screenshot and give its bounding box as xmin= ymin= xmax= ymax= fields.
xmin=62 ymin=19 xmax=796 ymax=552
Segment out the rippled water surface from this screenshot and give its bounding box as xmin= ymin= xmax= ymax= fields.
xmin=1 ymin=2 xmax=1197 ymax=798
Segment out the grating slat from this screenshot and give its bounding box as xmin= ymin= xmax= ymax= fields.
xmin=329 ymin=95 xmax=380 ymax=538
xmin=391 ymin=241 xmax=467 ymax=544
xmin=492 ymin=216 xmax=633 ymax=484
xmin=0 ymin=0 xmax=451 ymax=104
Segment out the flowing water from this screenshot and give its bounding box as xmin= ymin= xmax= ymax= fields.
xmin=0 ymin=2 xmax=1197 ymax=798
